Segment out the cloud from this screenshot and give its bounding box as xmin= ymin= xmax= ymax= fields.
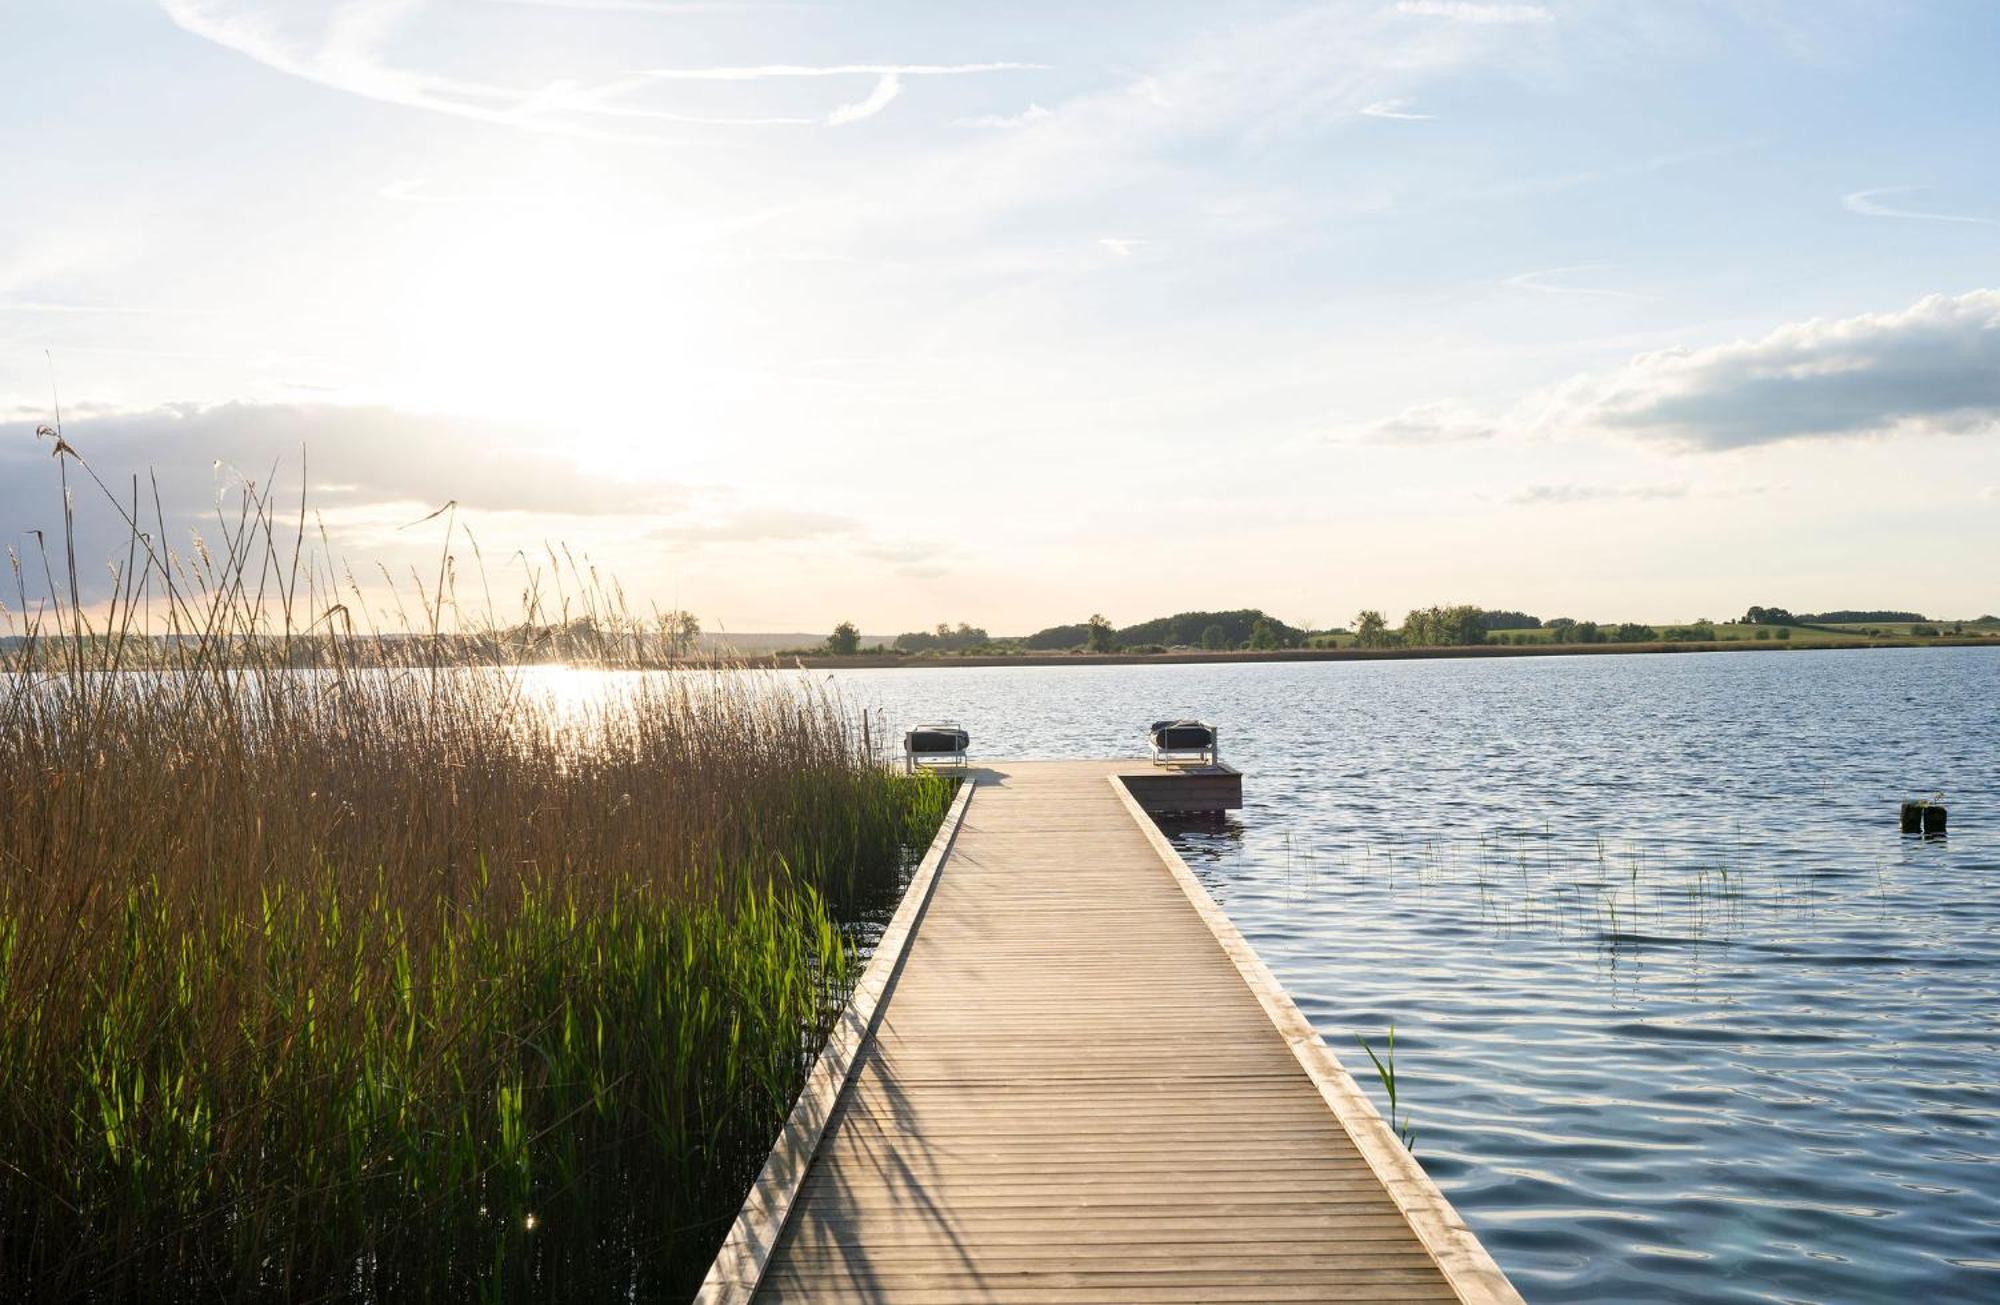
xmin=1843 ymin=186 xmax=1997 ymax=227
xmin=1394 ymin=1 xmax=1554 ymax=23
xmin=826 ymin=72 xmax=901 ymax=126
xmin=1542 ymin=289 xmax=2000 ymax=450
xmin=1098 ymin=237 xmax=1145 ymax=257
xmin=0 ymin=400 xmax=678 ymax=581
xmin=1353 ymin=401 xmax=1497 ymax=444
xmin=488 ymin=1 xmax=808 ymax=11
xmin=1359 ymin=97 xmax=1434 ymax=120
xmin=954 ymin=103 xmax=1052 ymax=129
xmin=633 ymin=62 xmax=1045 ymax=81
xmin=1504 ymin=264 xmax=1643 ymax=298
xmin=159 ymin=2 xmax=1040 ymax=134
xmin=650 ymin=507 xmax=854 ymax=544
xmin=0 ymin=299 xmax=220 ymax=317
xmin=1509 ymin=482 xmax=1687 ymax=505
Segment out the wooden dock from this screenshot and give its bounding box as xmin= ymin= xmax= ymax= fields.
xmin=699 ymin=760 xmax=1522 ymax=1304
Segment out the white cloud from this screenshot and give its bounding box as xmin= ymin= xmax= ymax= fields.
xmin=159 ymin=2 xmax=1040 ymax=133
xmin=1504 ymin=264 xmax=1644 ymax=298
xmin=1843 ymin=186 xmax=1996 ymax=227
xmin=488 ymin=1 xmax=809 ymax=11
xmin=650 ymin=506 xmax=855 ymax=544
xmin=1394 ymin=1 xmax=1554 ymax=24
xmin=1353 ymin=400 xmax=1497 ymax=444
xmin=1359 ymin=97 xmax=1434 ymax=120
xmin=1509 ymin=482 xmax=1687 ymax=505
xmin=826 ymin=72 xmax=901 ymax=126
xmin=1542 ymin=289 xmax=2000 ymax=450
xmin=634 ymin=62 xmax=1045 ymax=81
xmin=1099 ymin=237 xmax=1145 ymax=257
xmin=954 ymin=103 xmax=1052 ymax=129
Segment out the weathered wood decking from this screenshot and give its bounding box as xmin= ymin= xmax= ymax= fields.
xmin=700 ymin=761 xmax=1522 ymax=1304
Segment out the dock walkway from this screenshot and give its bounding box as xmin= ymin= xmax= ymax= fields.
xmin=703 ymin=760 xmax=1522 ymax=1304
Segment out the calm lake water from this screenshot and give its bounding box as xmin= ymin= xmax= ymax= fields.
xmin=826 ymin=648 xmax=2000 ymax=1305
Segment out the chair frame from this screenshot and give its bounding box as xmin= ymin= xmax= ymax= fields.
xmin=1149 ymin=719 xmax=1219 ymax=768
xmin=904 ymin=722 xmax=969 ymax=774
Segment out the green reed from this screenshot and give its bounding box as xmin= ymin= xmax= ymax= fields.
xmin=0 ymin=441 xmax=953 ymax=1300
xmin=1356 ymin=1025 xmax=1415 ymax=1153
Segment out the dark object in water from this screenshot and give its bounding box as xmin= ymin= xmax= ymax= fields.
xmin=1150 ymin=720 xmax=1218 ymax=766
xmin=1900 ymin=800 xmax=1947 ymax=835
xmin=904 ymin=724 xmax=969 ymax=772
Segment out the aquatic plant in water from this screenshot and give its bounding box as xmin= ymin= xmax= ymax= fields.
xmin=0 ymin=442 xmax=953 ymax=1300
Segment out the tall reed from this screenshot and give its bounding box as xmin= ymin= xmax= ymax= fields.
xmin=0 ymin=438 xmax=950 ymax=1300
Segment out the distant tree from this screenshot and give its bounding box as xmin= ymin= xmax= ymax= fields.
xmin=1353 ymin=610 xmax=1393 ymax=649
xmin=1755 ymin=627 xmax=1772 ymax=640
xmin=1021 ymin=622 xmax=1090 ymax=650
xmin=828 ymin=621 xmax=861 ymax=655
xmin=1477 ymin=610 xmax=1542 ymax=631
xmin=1085 ymin=613 xmax=1117 ymax=654
xmin=1115 ymin=609 xmax=1303 ymax=648
xmin=659 ymin=609 xmax=700 ymax=657
xmin=1800 ymin=610 xmax=1924 ymax=624
xmin=1545 ymin=618 xmax=1577 ymax=643
xmin=1612 ymin=622 xmax=1653 ymax=643
xmin=1571 ymin=620 xmax=1603 ymax=644
xmin=1912 ymin=624 xmax=1939 ymax=637
xmin=1248 ymin=618 xmax=1281 ymax=650
xmin=1742 ymin=605 xmax=1797 ymax=626
xmin=894 ymin=622 xmax=990 ymax=653
xmin=1400 ymin=605 xmax=1487 ymax=648
xmin=1201 ymin=624 xmax=1229 ymax=651
xmin=1776 ymin=627 xmax=1791 ymax=640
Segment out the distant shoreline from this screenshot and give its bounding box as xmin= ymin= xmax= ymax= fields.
xmin=760 ymin=636 xmax=2000 ymax=671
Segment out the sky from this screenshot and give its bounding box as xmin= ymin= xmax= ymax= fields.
xmin=3 ymin=0 xmax=1998 ymax=635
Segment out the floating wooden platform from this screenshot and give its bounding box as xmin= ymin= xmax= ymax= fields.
xmin=699 ymin=760 xmax=1521 ymax=1304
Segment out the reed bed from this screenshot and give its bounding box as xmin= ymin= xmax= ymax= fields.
xmin=0 ymin=445 xmax=950 ymax=1301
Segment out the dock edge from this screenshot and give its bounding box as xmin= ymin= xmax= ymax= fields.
xmin=693 ymin=778 xmax=975 ymax=1305
xmin=1107 ymin=774 xmax=1528 ymax=1305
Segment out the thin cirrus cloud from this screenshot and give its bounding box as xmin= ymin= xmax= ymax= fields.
xmin=1394 ymin=1 xmax=1555 ymax=24
xmin=1541 ymin=288 xmax=2000 ymax=450
xmin=649 ymin=506 xmax=857 ymax=546
xmin=954 ymin=103 xmax=1053 ymax=129
xmin=1509 ymin=483 xmax=1687 ymax=505
xmin=826 ymin=73 xmax=902 ymax=126
xmin=1842 ymin=187 xmax=1997 ymax=226
xmin=1359 ymin=98 xmax=1434 ymax=120
xmin=159 ymin=1 xmax=1041 ymax=132
xmin=1504 ymin=264 xmax=1643 ymax=298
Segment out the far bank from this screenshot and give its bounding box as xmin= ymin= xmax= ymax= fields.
xmin=760 ymin=636 xmax=2000 ymax=671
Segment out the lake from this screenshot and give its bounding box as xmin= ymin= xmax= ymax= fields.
xmin=826 ymin=647 xmax=2000 ymax=1305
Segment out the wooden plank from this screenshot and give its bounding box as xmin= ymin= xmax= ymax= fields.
xmin=697 ymin=760 xmax=1522 ymax=1304
xmin=692 ymin=779 xmax=974 ymax=1305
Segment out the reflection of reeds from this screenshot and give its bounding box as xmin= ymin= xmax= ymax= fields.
xmin=1311 ymin=828 xmax=1809 ymax=951
xmin=1 ymin=443 xmax=951 ymax=1299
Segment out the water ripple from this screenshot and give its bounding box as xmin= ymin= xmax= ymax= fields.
xmin=829 ymin=648 xmax=2000 ymax=1304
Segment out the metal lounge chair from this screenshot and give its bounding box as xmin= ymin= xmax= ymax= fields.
xmin=904 ymin=722 xmax=970 ymax=773
xmin=1149 ymin=719 xmax=1218 ymax=768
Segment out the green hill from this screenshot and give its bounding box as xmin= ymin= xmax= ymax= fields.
xmin=1019 ymin=622 xmax=1092 ymax=650
xmin=1020 ymin=609 xmax=1303 ymax=651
